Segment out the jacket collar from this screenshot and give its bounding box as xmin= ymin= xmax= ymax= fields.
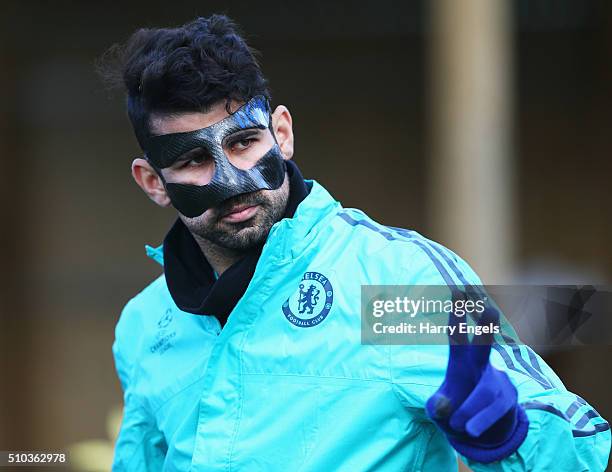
xmin=147 ymin=160 xmax=344 ymax=327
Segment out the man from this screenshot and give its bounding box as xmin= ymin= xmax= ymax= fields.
xmin=106 ymin=15 xmax=610 ymax=471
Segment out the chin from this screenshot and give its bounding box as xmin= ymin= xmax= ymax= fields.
xmin=213 ymin=224 xmax=270 ymax=251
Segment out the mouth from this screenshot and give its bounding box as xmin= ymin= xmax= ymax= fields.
xmin=220 ymin=204 xmax=261 ymax=223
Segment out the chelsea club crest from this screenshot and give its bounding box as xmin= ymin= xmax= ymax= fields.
xmin=282 ymin=272 xmax=334 ymax=327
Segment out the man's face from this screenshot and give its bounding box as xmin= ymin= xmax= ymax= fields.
xmin=148 ymin=100 xmax=291 ymax=251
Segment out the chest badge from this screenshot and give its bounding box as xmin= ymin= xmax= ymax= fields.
xmin=282 ymin=271 xmax=334 ymax=327
xmin=150 ymin=308 xmax=177 ymax=354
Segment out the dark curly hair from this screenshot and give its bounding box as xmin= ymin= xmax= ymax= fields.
xmin=98 ymin=15 xmax=270 ymax=149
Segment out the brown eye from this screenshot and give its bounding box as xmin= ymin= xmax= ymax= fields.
xmin=186 ymin=154 xmax=208 ymax=167
xmin=232 ymin=138 xmax=254 ymax=151
xmin=176 ymin=148 xmax=211 ymax=169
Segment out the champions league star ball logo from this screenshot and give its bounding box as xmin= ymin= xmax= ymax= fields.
xmin=157 ymin=308 xmax=173 ymax=329
xmin=283 ymin=272 xmax=334 ymax=327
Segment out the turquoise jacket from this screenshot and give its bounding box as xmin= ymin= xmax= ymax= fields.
xmin=112 ymin=179 xmax=610 ymax=471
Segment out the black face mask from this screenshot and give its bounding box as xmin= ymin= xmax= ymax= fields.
xmin=143 ymin=95 xmax=286 ymax=218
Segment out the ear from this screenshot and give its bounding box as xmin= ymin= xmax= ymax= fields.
xmin=271 ymin=105 xmax=294 ymax=160
xmin=131 ymin=158 xmax=171 ymax=207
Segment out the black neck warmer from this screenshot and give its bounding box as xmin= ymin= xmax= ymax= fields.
xmin=162 ymin=160 xmax=310 ymax=327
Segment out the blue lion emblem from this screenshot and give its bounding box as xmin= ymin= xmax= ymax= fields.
xmin=298 ymin=283 xmax=320 ymax=315
xmin=283 ymin=272 xmax=333 ymax=327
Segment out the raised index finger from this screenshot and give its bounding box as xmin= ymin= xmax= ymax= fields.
xmin=469 ymin=304 xmax=500 ymax=369
xmin=447 ymin=289 xmax=470 ymax=368
xmin=448 ymin=289 xmax=469 ymax=344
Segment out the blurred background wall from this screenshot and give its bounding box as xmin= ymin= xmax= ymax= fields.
xmin=0 ymin=0 xmax=610 ymax=469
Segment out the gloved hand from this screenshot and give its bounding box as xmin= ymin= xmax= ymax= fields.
xmin=425 ymin=300 xmax=529 ymax=463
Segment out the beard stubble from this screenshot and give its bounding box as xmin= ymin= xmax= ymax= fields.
xmin=180 ymin=173 xmax=290 ymax=252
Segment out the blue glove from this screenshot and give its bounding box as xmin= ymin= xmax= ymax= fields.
xmin=425 ymin=302 xmax=529 ymax=463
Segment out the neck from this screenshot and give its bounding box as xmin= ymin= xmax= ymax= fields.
xmin=191 ymin=233 xmax=245 ymax=276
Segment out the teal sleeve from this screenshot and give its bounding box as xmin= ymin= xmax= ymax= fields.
xmin=453 ymin=257 xmax=612 ymax=471
xmin=111 ymin=303 xmax=167 ymax=471
xmin=391 ymin=241 xmax=610 ymax=471
xmin=464 ymin=353 xmax=611 ymax=472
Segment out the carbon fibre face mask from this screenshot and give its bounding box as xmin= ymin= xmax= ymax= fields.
xmin=143 ymin=95 xmax=286 ymax=218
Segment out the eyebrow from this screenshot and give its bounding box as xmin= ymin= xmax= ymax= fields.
xmin=223 ymin=128 xmax=262 ymax=143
